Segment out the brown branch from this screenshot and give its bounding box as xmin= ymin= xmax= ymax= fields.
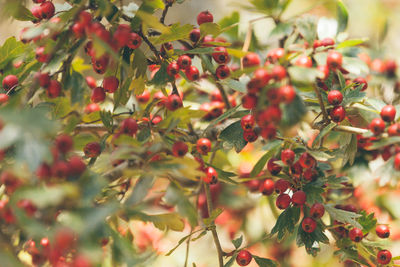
xmin=137 ymin=27 xmax=162 ymax=64
xmin=313 ymin=86 xmax=329 ymax=122
xmin=171 ymin=81 xmax=179 ymax=95
xmin=160 ymin=2 xmax=173 ymax=24
xmin=215 ymin=81 xmax=231 ymax=109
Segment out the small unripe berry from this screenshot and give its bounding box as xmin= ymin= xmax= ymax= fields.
xmin=172 ymin=141 xmax=188 ymax=157
xmin=327 ymin=90 xmax=343 ymax=106
xmin=349 ymin=227 xmax=363 ymax=242
xmin=310 ymin=203 xmax=325 ymax=219
xmin=103 ymin=76 xmax=119 ymax=93
xmin=260 ymin=179 xmax=275 ymax=196
xmin=196 ymin=138 xmax=212 ymax=155
xmin=302 ymin=217 xmax=317 ymax=233
xmin=84 ymin=142 xmax=101 ymax=158
xmin=380 ymin=105 xmax=396 ymax=122
xmin=369 ymin=118 xmax=386 ymax=135
xmin=292 ymin=190 xmax=306 ymax=206
xmin=276 ymin=193 xmax=291 ymax=209
xmin=376 ymin=225 xmax=390 ymax=238
xmin=330 ymin=105 xmax=346 ymax=122
xmin=236 ymin=250 xmax=252 ymax=266
xmin=281 ymin=149 xmax=295 ymax=165
xmin=197 ymin=11 xmax=213 ymax=25
xmin=377 ymin=250 xmax=392 ymax=265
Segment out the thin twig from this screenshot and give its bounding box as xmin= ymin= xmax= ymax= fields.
xmin=215 ymin=81 xmax=231 ymax=109
xmin=313 ymin=86 xmax=329 ymax=122
xmin=160 ymin=2 xmax=173 ymax=24
xmin=183 ymin=228 xmax=192 ymax=267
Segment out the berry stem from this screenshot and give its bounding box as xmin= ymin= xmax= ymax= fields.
xmin=160 ymin=1 xmax=173 ymax=24
xmin=215 ymin=81 xmax=231 ymax=110
xmin=313 ymin=85 xmax=329 ymax=122
xmin=184 ymin=228 xmax=192 ymax=267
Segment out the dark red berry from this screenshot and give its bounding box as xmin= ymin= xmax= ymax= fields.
xmin=2 ymin=75 xmax=18 ymax=91
xmin=212 ymin=47 xmax=229 ymax=64
xmin=36 ymin=72 xmax=51 ymax=88
xmin=303 ymin=168 xmax=318 ymax=181
xmin=327 ymin=90 xmax=343 ymax=106
xmin=189 ymin=29 xmax=201 ymax=43
xmin=394 ymin=153 xmax=400 ymax=170
xmin=274 ymin=179 xmax=290 ymax=194
xmin=327 ymin=51 xmax=343 ymax=69
xmin=186 ymin=66 xmax=200 ymax=81
xmin=68 ymin=156 xmax=86 ymax=176
xmin=216 ymin=65 xmax=230 ymax=79
xmin=127 ymin=32 xmax=142 ymax=49
xmin=203 ymin=166 xmax=218 ymax=184
xmin=55 ymin=134 xmax=73 ymax=154
xmin=276 ymin=193 xmax=291 ymax=209
xmin=52 ymin=161 xmax=69 ymax=178
xmin=292 ymin=190 xmax=306 ymax=206
xmin=243 ymin=130 xmax=258 ymax=142
xmin=321 ymin=37 xmax=335 ymax=46
xmin=377 ymin=250 xmax=392 ymax=265
xmin=84 ymin=142 xmax=101 ymax=158
xmin=387 ymin=123 xmax=400 ymax=136
xmin=243 ymin=52 xmax=260 ymax=68
xmin=330 ymin=105 xmax=346 ymax=122
xmin=197 ymin=11 xmax=213 ymax=25
xmin=353 ymin=77 xmax=368 ymax=91
xmin=254 ymin=68 xmax=272 ymax=87
xmin=369 ymin=118 xmax=386 ymax=135
xmin=120 ymin=118 xmax=138 ymax=136
xmin=103 ymin=76 xmax=119 ymax=93
xmin=172 ymin=141 xmax=188 ymax=157
xmin=260 ymin=179 xmax=275 ymax=196
xmin=166 ymin=94 xmax=183 ymax=111
xmin=376 ymin=225 xmax=390 ymax=238
xmin=241 ymin=114 xmax=255 ymax=131
xmin=40 ymin=1 xmax=55 ymax=19
xmin=167 ymin=62 xmax=180 ymax=77
xmin=267 ymin=158 xmax=282 ymax=175
xmin=91 ymin=55 xmax=109 ymax=74
xmin=196 ymin=138 xmax=211 ymax=155
xmin=380 ymin=105 xmax=396 ymax=122
xmin=281 ymin=149 xmax=295 ymax=165
xmin=310 ymin=203 xmax=325 ymax=219
xmin=299 ymin=152 xmax=315 ymax=169
xmin=260 ymin=124 xmax=276 ymax=140
xmin=349 ymin=227 xmax=363 ymax=242
xmin=91 ymin=87 xmax=106 ymax=103
xmin=302 ymin=217 xmax=317 ymax=233
xmin=236 ymin=250 xmax=252 ymax=266
xmin=177 ymin=55 xmax=192 ymax=70
xmin=242 ymin=94 xmax=257 ymax=109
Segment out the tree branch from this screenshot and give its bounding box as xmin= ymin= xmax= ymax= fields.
xmin=215 ymin=81 xmax=231 ymax=110
xmin=160 ymin=2 xmax=173 ymax=24
xmin=314 ymin=85 xmax=329 ymax=122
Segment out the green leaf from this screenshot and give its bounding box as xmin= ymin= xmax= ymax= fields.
xmin=208 ymin=165 xmax=238 ymax=185
xmin=342 ymin=56 xmax=369 ymax=76
xmin=324 ymin=204 xmax=362 ymax=229
xmin=357 ymin=211 xmax=377 ymax=234
xmin=336 ymin=39 xmax=366 ymax=49
xmin=297 ymin=16 xmax=317 ymax=45
xmin=219 ymin=121 xmax=247 ymax=153
xmin=287 ymin=66 xmax=319 ymax=84
xmin=203 ymin=208 xmax=223 ymax=226
xmin=221 ymin=79 xmax=246 ymax=93
xmin=175 ymin=47 xmax=215 ymax=55
xmin=336 ymin=1 xmax=349 ymax=34
xmin=223 ymin=253 xmax=238 ymax=267
xmin=126 ymin=174 xmax=155 ymax=205
xmin=218 ymin=11 xmax=240 ymax=39
xmin=99 ymin=110 xmax=113 ymax=132
xmin=67 ymin=71 xmax=86 ymax=104
xmin=269 ymin=23 xmax=293 ymax=39
xmin=149 ymin=62 xmax=173 ymax=86
xmin=336 ymin=69 xmax=346 ymax=89
xmin=250 ymin=0 xmax=279 ymax=13
xmin=131 ymin=49 xmax=148 ymax=78
xmin=253 ymin=255 xmax=278 ymax=267
xmin=232 ymin=235 xmax=243 ymax=249
xmin=271 ymin=206 xmax=301 ymax=241
xmin=281 ymin=94 xmax=307 ymax=127
xmin=296 ymin=222 xmax=328 ymax=256
xmin=200 ymin=23 xmax=222 ymax=37
xmin=164 ymin=184 xmax=198 ymax=227
xmin=302 ymin=182 xmax=324 ymax=204
xmin=0 ymin=37 xmax=27 ymax=69
xmin=312 ymin=122 xmax=336 ymax=147
xmin=226 ymin=48 xmax=249 ymax=58
xmin=203 ymin=105 xmax=241 ymax=134
xmin=153 ymin=23 xmax=193 ymax=45
xmin=366 ymin=136 xmax=400 ymax=150
xmin=250 ymin=140 xmax=281 ymax=177
xmin=341 ymin=133 xmax=357 ymax=166
xmin=128 ymin=211 xmax=185 ymax=231
xmin=136 ymin=11 xmax=169 ymax=33
xmin=342 ymin=84 xmax=366 ymax=106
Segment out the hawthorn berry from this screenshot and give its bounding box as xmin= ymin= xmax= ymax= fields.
xmin=330 ymin=105 xmax=346 ymax=122
xmin=203 ymin=166 xmax=218 ymax=184
xmin=120 ymin=118 xmax=138 ymax=136
xmin=84 ymin=103 xmax=100 ymax=113
xmin=92 ymin=55 xmax=109 ymax=74
xmin=185 ymin=66 xmax=200 ymax=81
xmin=17 ymin=199 xmax=37 ymax=217
xmin=84 ymin=142 xmax=101 ymax=158
xmin=52 ymin=161 xmax=70 ymax=178
xmin=236 ymin=250 xmax=252 ymax=266
xmin=68 ymin=156 xmax=86 ymax=176
xmin=212 ymin=47 xmax=229 ymax=64
xmin=196 ymin=138 xmax=212 ymax=155
xmin=353 ymin=77 xmax=368 ymax=91
xmin=376 ymin=225 xmax=390 ymax=238
xmin=167 ymin=62 xmax=180 ymax=77
xmin=326 ymin=51 xmax=343 ymax=69
xmin=72 ymin=22 xmax=85 ymax=38
xmin=242 ymin=94 xmax=257 ymax=109
xmin=91 ymin=87 xmax=106 ymax=103
xmin=295 ymin=55 xmax=312 ymax=68
xmin=281 ymin=149 xmax=295 ymax=165
xmin=127 ymin=33 xmax=142 ymax=49
xmin=369 ymin=118 xmax=386 ymax=135
xmin=0 ymin=94 xmax=9 ymax=104
xmin=274 ymin=179 xmax=290 ymax=194
xmin=380 ymin=105 xmax=396 ymax=122
xmin=241 ymin=114 xmax=255 ymax=131
xmin=327 ymin=90 xmax=343 ymax=106
xmin=310 ymin=203 xmax=325 ymax=219
xmin=177 ymin=55 xmax=192 ymax=70
xmin=40 ymin=1 xmax=55 ymax=19
xmin=260 ymin=179 xmax=275 ymax=195
xmin=2 ymin=75 xmax=18 ymax=91
xmin=276 ymin=193 xmax=291 ymax=209
xmin=172 ymin=141 xmax=188 ymax=157
xmin=54 ymin=228 xmax=75 ymax=252
xmin=272 ymin=65 xmax=286 ymax=81
xmin=243 ymin=52 xmax=260 ymax=68
xmin=216 ymin=65 xmax=230 ymax=79
xmin=260 ymin=124 xmax=277 ymax=140
xmin=299 ymin=152 xmax=315 ymax=169
xmin=303 ymin=168 xmax=318 ymax=181
xmin=31 ymin=6 xmax=42 ymax=21
xmin=55 ymin=134 xmax=73 ymax=154
xmin=302 ymin=217 xmax=317 ymax=233
xmin=103 ymin=76 xmax=119 ymax=93
xmin=197 ymin=11 xmax=213 ymax=25
xmin=292 ymin=190 xmax=306 ymax=206
xmin=136 ymin=90 xmax=151 ymax=103
xmin=278 ymin=85 xmax=296 ymax=103
xmin=189 ymin=29 xmax=201 ymax=43
xmin=267 ymin=158 xmax=282 ymax=175
xmin=36 ymin=163 xmax=51 ymax=180
xmin=243 ymin=130 xmax=258 ymax=142
xmin=254 ymin=68 xmax=271 ymax=87
xmin=36 ymin=72 xmax=51 ymax=88
xmin=394 ymin=153 xmax=400 ymax=170
xmin=321 ymin=37 xmax=335 ymax=46
xmin=349 ymin=227 xmax=363 ymax=242
xmin=377 ymin=250 xmax=392 ymax=265
xmin=387 ymin=123 xmax=400 ymax=136
xmin=267 ymin=88 xmax=281 ymax=105
xmin=166 ymin=94 xmax=183 ymax=111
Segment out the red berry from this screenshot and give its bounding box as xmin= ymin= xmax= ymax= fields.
xmin=52 ymin=161 xmax=69 ymax=178
xmin=151 ymin=115 xmax=163 ymax=125
xmin=91 ymin=55 xmax=109 ymax=74
xmin=353 ymin=77 xmax=368 ymax=91
xmin=279 ymin=85 xmax=296 ymax=103
xmin=276 ymin=193 xmax=291 ymax=209
xmin=260 ymin=124 xmax=277 ymax=140
xmin=120 ymin=118 xmax=138 ymax=136
xmin=83 ymin=142 xmax=101 ymax=158
xmin=349 ymin=227 xmax=363 ymax=242
xmin=242 ymin=94 xmax=257 ymax=109
xmin=160 ymin=42 xmax=174 ymax=56
xmin=321 ymin=37 xmax=335 ymax=46
xmin=245 ymin=179 xmax=262 ymax=193
xmin=260 ymin=179 xmax=275 ymax=195
xmin=84 ymin=103 xmax=100 ymax=113
xmin=299 ymin=152 xmax=315 ymax=169
xmin=0 ymin=94 xmax=9 ymax=104
xmin=197 ymin=11 xmax=213 ymax=25
xmin=236 ymin=250 xmax=252 ymax=266
xmin=330 ymin=105 xmax=346 ymax=122
xmin=295 ymin=55 xmax=312 ymax=68
xmin=17 ymin=199 xmax=37 ymax=217
xmin=369 ymin=118 xmax=386 ymax=135
xmin=292 ymin=190 xmax=306 ymax=206
xmin=327 ymin=90 xmax=343 ymax=106
xmin=172 ymin=141 xmax=188 ymax=157
xmin=302 ymin=217 xmax=317 ymax=233
xmin=40 ymin=1 xmax=55 ymax=19
xmin=272 ymin=65 xmax=286 ymax=81
xmin=113 ymin=25 xmax=131 ymax=48
xmin=189 ymin=29 xmax=201 ymax=43
xmin=281 ymin=149 xmax=295 ymax=165
xmin=103 ymin=76 xmax=119 ymax=93
xmin=380 ymin=105 xmax=396 ymax=122
xmin=241 ymin=114 xmax=255 ymax=131
xmin=91 ymin=87 xmax=106 ymax=103
xmin=376 ymin=225 xmax=390 ymax=238
xmin=31 ymin=6 xmax=43 ymax=21
xmin=254 ymin=68 xmax=272 ymax=87
xmin=327 ymin=51 xmax=343 ymax=69
xmin=274 ymin=179 xmax=290 ymax=194
xmin=388 ymin=123 xmax=400 ymax=136
xmin=267 ymin=158 xmax=282 ymax=175
xmin=55 ymin=228 xmax=75 ymax=252
xmin=78 ymin=11 xmax=92 ymax=27
xmin=212 ymin=47 xmax=229 ymax=64
xmin=127 ymin=33 xmax=142 ymax=49
xmin=167 ymin=62 xmax=180 ymax=77
xmin=36 ymin=46 xmax=50 ymax=63
xmin=37 ymin=72 xmax=51 ymax=88
xmin=203 ymin=166 xmax=218 ymax=184
xmin=2 ymin=75 xmax=18 ymax=91
xmin=166 ymin=94 xmax=183 ymax=111
xmin=55 ymin=134 xmax=73 ymax=154
xmin=46 ymin=80 xmax=61 ymax=98
xmin=136 ymin=90 xmax=150 ymax=103
xmin=317 ymin=65 xmax=330 ymax=80
xmin=394 ymin=153 xmax=400 ymax=170
xmin=377 ymin=250 xmax=392 ymax=265
xmin=216 ymin=65 xmax=230 ymax=79
xmin=177 ymin=55 xmax=192 ymax=70
xmin=36 ymin=163 xmax=51 ymax=180
xmin=186 ymin=66 xmax=200 ymax=81
xmin=72 ymin=22 xmax=85 ymax=38
xmin=243 ymin=52 xmax=260 ymax=68
xmin=68 ymin=156 xmax=86 ymax=176
xmin=266 ymin=88 xmax=281 ymax=105
xmin=243 ymin=130 xmax=258 ymax=142
xmin=310 ymin=203 xmax=325 ymax=219
xmin=196 ymin=138 xmax=212 ymax=155
xmin=303 ymin=168 xmax=318 ymax=181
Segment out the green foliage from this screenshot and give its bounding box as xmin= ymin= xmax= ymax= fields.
xmin=271 ymin=206 xmax=301 ymax=241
